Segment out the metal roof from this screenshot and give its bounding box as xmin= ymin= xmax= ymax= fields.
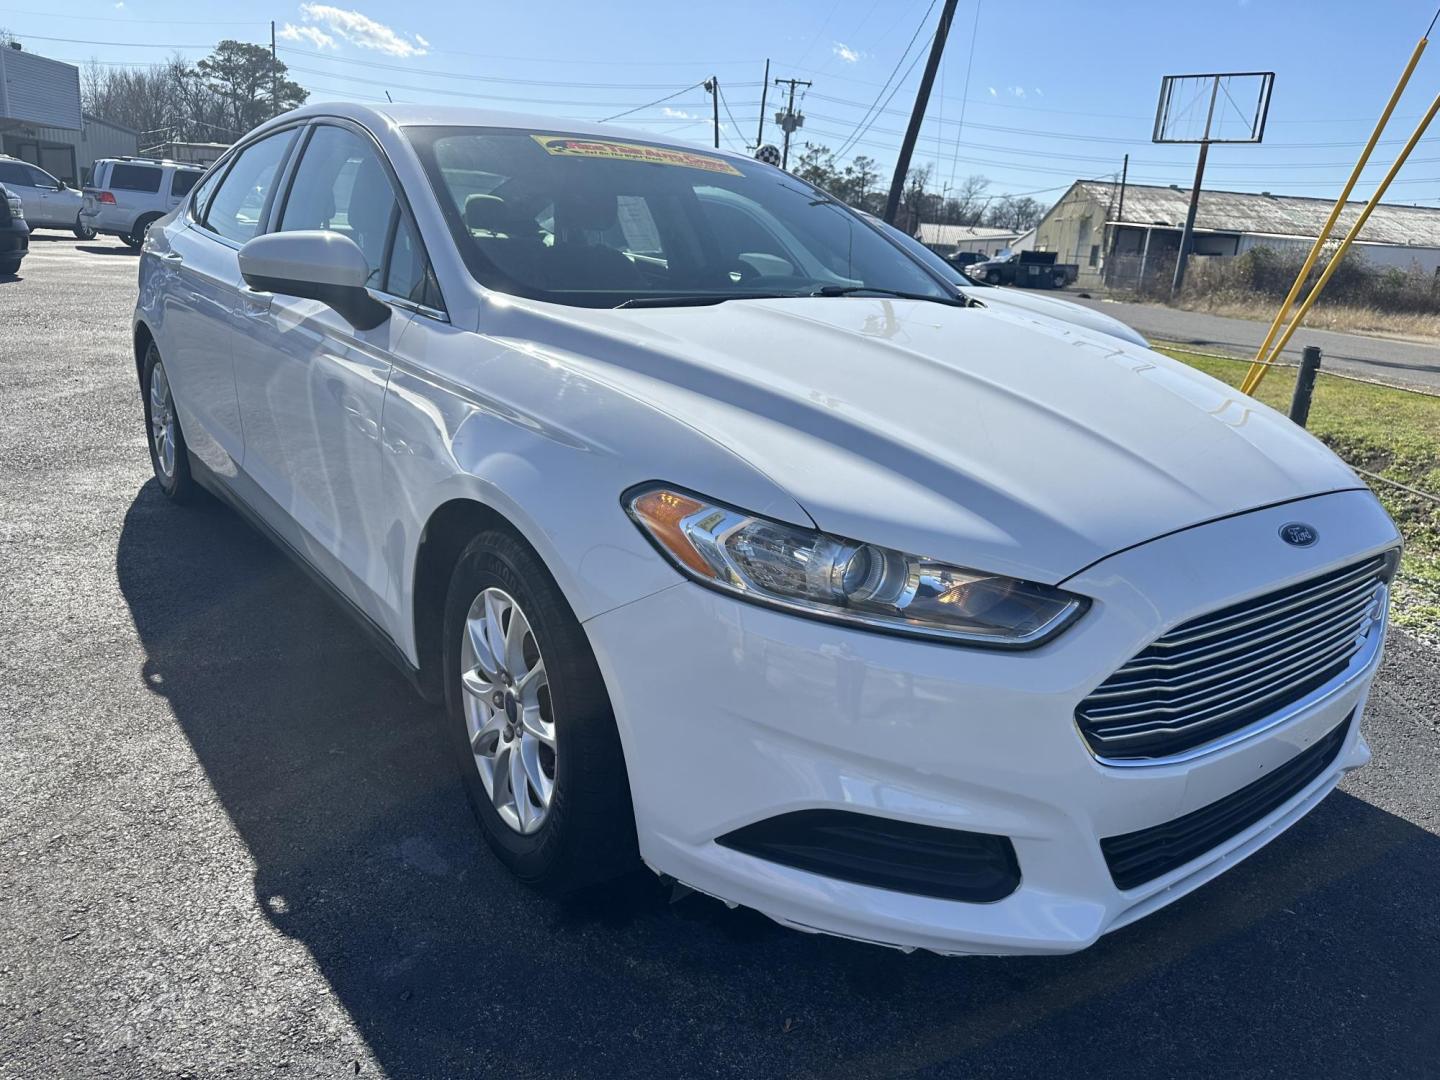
xmin=916 ymin=223 xmax=1024 ymax=246
xmin=1077 ymin=179 xmax=1440 ymax=249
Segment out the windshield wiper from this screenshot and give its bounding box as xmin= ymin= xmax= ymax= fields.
xmin=808 ymin=284 xmax=965 ymax=306
xmin=615 ymin=293 xmax=790 ymax=309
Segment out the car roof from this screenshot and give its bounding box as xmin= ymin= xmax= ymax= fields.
xmin=253 ymin=101 xmax=751 ymax=164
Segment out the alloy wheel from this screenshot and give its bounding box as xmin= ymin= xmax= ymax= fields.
xmin=458 ymin=587 xmax=557 ymax=835
xmin=149 ymin=361 xmax=177 ymax=480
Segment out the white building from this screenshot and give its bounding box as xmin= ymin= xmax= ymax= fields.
xmin=916 ymin=223 xmax=1028 ymax=259
xmin=0 ymin=44 xmax=139 ymax=185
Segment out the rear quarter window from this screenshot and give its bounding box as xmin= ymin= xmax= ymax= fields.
xmin=169 ymin=170 xmax=202 ymax=198
xmin=109 ymin=165 xmax=163 ymax=193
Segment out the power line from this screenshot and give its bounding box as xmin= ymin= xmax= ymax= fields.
xmin=832 ymin=0 xmax=936 ymax=159
xmin=598 ymin=82 xmax=706 ymax=123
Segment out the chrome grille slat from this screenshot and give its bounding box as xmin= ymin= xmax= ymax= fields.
xmin=1087 ymin=636 xmax=1366 ymax=738
xmin=1110 ymin=578 xmax=1381 ymax=677
xmin=1085 ymin=596 xmax=1376 ymax=703
xmin=1076 ymin=556 xmax=1391 ymax=762
xmin=1144 ymin=556 xmax=1384 ymax=650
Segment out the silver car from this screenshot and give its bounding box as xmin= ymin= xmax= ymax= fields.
xmin=0 ymin=156 xmax=90 ymax=239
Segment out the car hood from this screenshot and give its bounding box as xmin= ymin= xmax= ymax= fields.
xmin=958 ymin=285 xmax=1147 ymax=347
xmin=513 ymin=297 xmax=1361 ymax=584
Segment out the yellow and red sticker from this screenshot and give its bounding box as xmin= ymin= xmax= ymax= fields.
xmin=531 ymin=135 xmax=742 ymax=176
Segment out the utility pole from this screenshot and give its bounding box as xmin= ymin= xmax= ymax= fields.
xmin=884 ymin=0 xmax=960 ymax=226
xmin=1116 ymin=153 xmax=1129 ymax=221
xmin=1170 ymin=79 xmax=1220 ymax=297
xmin=703 ymin=78 xmax=720 ymax=148
xmin=773 ymin=76 xmax=811 ymax=170
xmin=755 ymin=58 xmax=770 ymax=150
xmin=270 ymin=20 xmax=279 ymax=116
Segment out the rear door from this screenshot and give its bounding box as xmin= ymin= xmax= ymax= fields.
xmin=166 ymin=168 xmax=202 ymax=215
xmin=231 ymin=120 xmax=425 ymax=625
xmin=0 ymin=161 xmax=40 ymax=224
xmin=160 ymin=129 xmax=299 ymax=477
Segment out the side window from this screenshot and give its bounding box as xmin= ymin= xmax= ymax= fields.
xmin=0 ymin=162 xmax=32 ymax=187
xmin=279 ymin=125 xmax=397 ymax=286
xmin=385 ymin=213 xmax=442 ymax=308
xmin=189 ymin=162 xmax=226 ymax=220
xmin=109 ymin=164 xmax=163 ymax=193
xmin=170 ymin=170 xmax=201 ymax=198
xmin=204 ymin=130 xmax=296 ymax=244
xmin=26 ymin=166 xmax=60 ymax=190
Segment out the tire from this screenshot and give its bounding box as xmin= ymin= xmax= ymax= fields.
xmin=141 ymin=343 xmax=196 ymax=502
xmin=0 ymin=258 xmax=19 ymax=276
xmin=124 ymin=214 xmax=160 ymax=249
xmin=443 ymin=527 xmax=637 ymax=894
xmin=74 ymin=220 xmax=97 ymax=241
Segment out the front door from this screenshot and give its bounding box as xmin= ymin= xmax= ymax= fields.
xmin=231 ymin=121 xmax=416 ymax=627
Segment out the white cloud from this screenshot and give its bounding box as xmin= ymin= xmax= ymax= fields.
xmin=1008 ymin=86 xmax=1026 ymax=98
xmin=278 ymin=22 xmax=338 ymax=48
xmin=661 ymin=107 xmax=694 ymax=119
xmin=1034 ymin=87 xmax=1044 ymax=97
xmin=298 ymin=4 xmax=428 ymax=57
xmin=113 ymin=1 xmax=125 ymax=8
xmin=987 ymin=86 xmax=997 ymax=96
xmin=832 ymin=41 xmax=861 ymax=63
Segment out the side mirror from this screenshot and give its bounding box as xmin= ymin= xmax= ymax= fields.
xmin=237 ymin=230 xmax=390 ymax=331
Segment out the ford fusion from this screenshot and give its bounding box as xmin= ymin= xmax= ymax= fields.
xmin=132 ymin=105 xmax=1399 ymax=955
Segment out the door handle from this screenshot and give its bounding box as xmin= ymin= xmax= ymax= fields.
xmin=157 ymin=251 xmax=184 ymax=264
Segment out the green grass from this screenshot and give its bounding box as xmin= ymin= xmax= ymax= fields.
xmin=1155 ymin=347 xmax=1440 ymax=640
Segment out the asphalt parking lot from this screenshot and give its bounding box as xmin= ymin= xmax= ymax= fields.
xmin=3 ymin=235 xmax=1439 ymax=1079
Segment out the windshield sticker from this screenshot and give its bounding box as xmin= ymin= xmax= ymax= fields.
xmin=531 ymin=135 xmax=743 ymax=175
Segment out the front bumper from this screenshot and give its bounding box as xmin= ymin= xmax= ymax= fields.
xmin=0 ymin=222 xmax=28 ymax=257
xmin=584 ymin=489 xmax=1398 ymax=955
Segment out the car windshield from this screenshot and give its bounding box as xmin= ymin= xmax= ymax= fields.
xmin=406 ymin=126 xmax=953 ymax=308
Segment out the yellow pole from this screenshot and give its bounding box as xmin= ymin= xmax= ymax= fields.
xmin=1243 ymin=90 xmax=1440 ymax=395
xmin=1241 ymin=36 xmax=1428 ymax=394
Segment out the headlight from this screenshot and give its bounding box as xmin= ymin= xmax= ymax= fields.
xmin=625 ymin=486 xmax=1086 ymax=648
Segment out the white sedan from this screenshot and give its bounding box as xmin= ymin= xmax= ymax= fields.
xmin=132 ymin=104 xmax=1398 ymax=956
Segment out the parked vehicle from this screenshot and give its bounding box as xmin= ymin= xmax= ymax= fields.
xmin=0 ymin=183 xmax=29 ymax=274
xmin=947 ymin=250 xmax=985 ymax=269
xmin=133 ymin=104 xmax=1398 ymax=956
xmin=81 ymin=157 xmax=205 ymax=248
xmin=0 ymin=156 xmax=91 ymax=239
xmin=968 ymin=249 xmax=1078 ymax=289
xmin=867 ymin=215 xmax=1146 ymax=346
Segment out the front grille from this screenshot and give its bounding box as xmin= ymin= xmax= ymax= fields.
xmin=1077 ymin=554 xmax=1390 ymax=761
xmin=1101 ymin=713 xmax=1351 ymax=890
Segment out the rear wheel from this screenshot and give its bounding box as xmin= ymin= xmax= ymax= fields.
xmin=443 ymin=528 xmax=637 ymax=893
xmin=142 ymin=343 xmax=195 ymax=502
xmin=124 ymin=214 xmax=160 ymax=249
xmin=74 ymin=219 xmax=96 ymax=241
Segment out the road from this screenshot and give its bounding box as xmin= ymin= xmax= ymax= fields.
xmin=2 ymin=237 xmax=1439 ymax=1079
xmin=1060 ymin=293 xmax=1440 ymax=391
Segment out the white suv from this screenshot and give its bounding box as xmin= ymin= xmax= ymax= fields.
xmin=81 ymin=157 xmax=206 ymax=248
xmin=0 ymin=156 xmax=89 ymax=238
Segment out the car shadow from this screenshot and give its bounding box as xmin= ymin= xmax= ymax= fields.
xmin=76 ymin=244 xmax=138 ymax=257
xmin=115 ymin=482 xmax=1440 ymax=1079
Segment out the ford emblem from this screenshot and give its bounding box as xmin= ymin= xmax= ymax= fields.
xmin=1279 ymin=522 xmax=1318 ymax=548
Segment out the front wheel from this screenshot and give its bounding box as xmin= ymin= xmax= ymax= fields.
xmin=142 ymin=343 xmax=195 ymax=502
xmin=443 ymin=528 xmax=637 ymax=893
xmin=74 ymin=220 xmax=97 ymax=241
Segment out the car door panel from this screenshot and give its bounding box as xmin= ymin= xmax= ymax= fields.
xmin=158 ymin=223 xmax=248 ymax=473
xmin=233 ymin=294 xmax=410 ymax=627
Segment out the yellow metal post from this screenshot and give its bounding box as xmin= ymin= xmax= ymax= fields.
xmin=1244 ymin=91 xmax=1440 ymax=395
xmin=1241 ymin=36 xmax=1428 ymax=395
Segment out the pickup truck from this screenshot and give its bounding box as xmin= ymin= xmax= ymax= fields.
xmin=966 ymin=250 xmax=1078 ymax=289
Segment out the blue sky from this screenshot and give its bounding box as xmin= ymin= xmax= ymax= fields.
xmin=4 ymin=0 xmax=1440 ymax=208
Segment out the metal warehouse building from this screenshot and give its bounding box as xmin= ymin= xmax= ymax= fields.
xmin=1034 ymin=179 xmax=1440 ymax=290
xmin=0 ymin=44 xmax=139 ymax=186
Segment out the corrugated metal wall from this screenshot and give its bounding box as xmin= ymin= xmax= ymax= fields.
xmin=0 ymin=49 xmax=83 ymax=130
